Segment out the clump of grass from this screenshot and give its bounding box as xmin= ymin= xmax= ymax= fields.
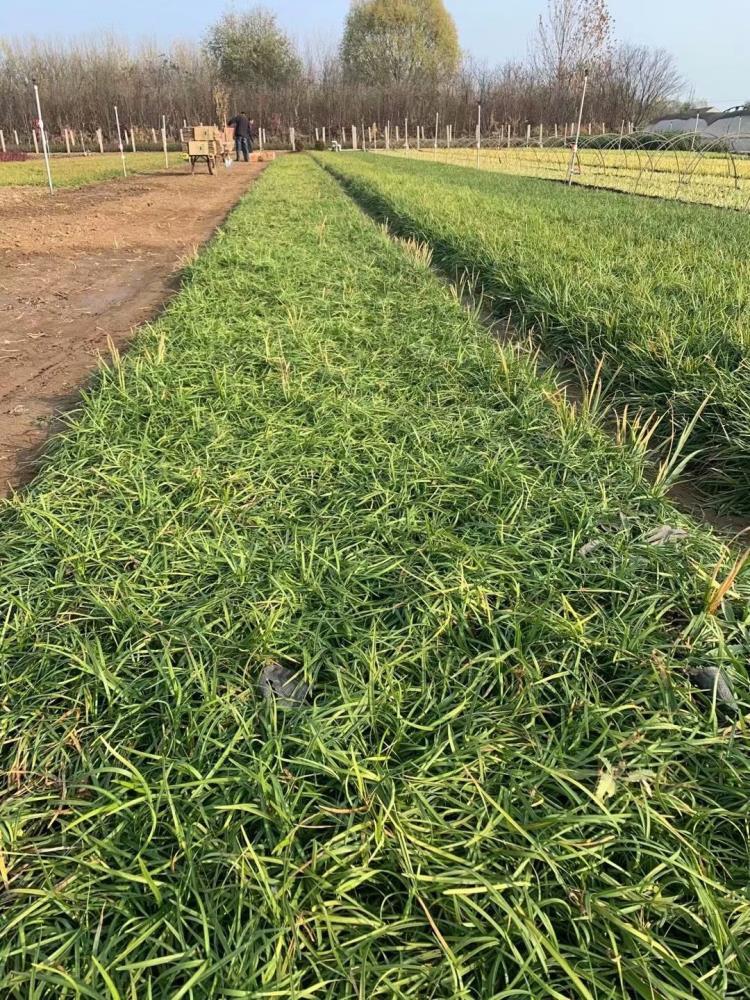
xmin=322 ymin=152 xmax=750 ymax=517
xmin=1 ymin=155 xmax=749 ymax=998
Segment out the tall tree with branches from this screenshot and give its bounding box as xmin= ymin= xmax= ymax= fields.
xmin=205 ymin=7 xmax=302 ymax=90
xmin=341 ymin=0 xmax=459 ymax=87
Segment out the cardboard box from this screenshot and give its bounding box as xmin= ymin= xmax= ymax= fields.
xmin=193 ymin=125 xmax=217 ymax=141
xmin=187 ymin=139 xmax=216 ymax=156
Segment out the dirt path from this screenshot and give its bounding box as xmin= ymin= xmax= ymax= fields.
xmin=0 ymin=163 xmax=265 ymax=495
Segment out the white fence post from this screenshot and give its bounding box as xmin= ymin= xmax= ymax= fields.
xmin=32 ymin=78 xmax=54 ymax=193
xmin=32 ymin=129 xmax=39 ymax=153
xmin=64 ymin=128 xmax=71 ymax=154
xmin=476 ymin=103 xmax=482 ymax=168
xmin=113 ymin=105 xmax=127 ymax=177
xmin=0 ymin=130 xmax=5 ymax=153
xmin=352 ymin=124 xmax=357 ymax=150
xmin=404 ymin=117 xmax=408 ymax=149
xmin=97 ymin=128 xmax=104 ymax=153
xmin=161 ymin=115 xmax=169 ymax=167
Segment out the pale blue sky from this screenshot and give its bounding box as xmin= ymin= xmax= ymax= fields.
xmin=2 ymin=0 xmax=747 ymax=107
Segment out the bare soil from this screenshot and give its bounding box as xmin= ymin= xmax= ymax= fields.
xmin=0 ymin=163 xmax=265 ymax=495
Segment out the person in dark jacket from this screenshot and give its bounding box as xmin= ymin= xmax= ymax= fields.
xmin=229 ymin=112 xmax=253 ymax=162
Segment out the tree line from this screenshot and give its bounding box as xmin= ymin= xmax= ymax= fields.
xmin=0 ymin=0 xmax=682 ymax=143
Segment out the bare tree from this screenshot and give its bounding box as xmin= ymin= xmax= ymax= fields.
xmin=533 ymin=0 xmax=613 ymax=120
xmin=606 ymin=44 xmax=682 ymax=125
xmin=535 ymin=0 xmax=613 ymax=78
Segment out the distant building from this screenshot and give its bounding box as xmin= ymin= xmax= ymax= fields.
xmin=649 ymin=105 xmax=750 ymax=151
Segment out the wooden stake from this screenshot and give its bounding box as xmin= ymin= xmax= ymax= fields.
xmin=567 ymin=71 xmax=589 ymax=185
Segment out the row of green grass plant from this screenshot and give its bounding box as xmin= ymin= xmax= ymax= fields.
xmin=321 ymin=152 xmax=750 ymax=516
xmin=0 ymin=152 xmax=170 ymax=187
xmin=1 ymin=154 xmax=749 ymax=998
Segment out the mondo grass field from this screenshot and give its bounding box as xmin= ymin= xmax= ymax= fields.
xmin=323 ymin=152 xmax=750 ymax=516
xmin=1 ymin=154 xmax=750 ymax=998
xmin=382 ymin=145 xmax=750 ymax=212
xmin=0 ymin=152 xmax=170 ymax=188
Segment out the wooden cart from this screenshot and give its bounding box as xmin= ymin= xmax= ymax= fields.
xmin=181 ymin=126 xmax=224 ymax=175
